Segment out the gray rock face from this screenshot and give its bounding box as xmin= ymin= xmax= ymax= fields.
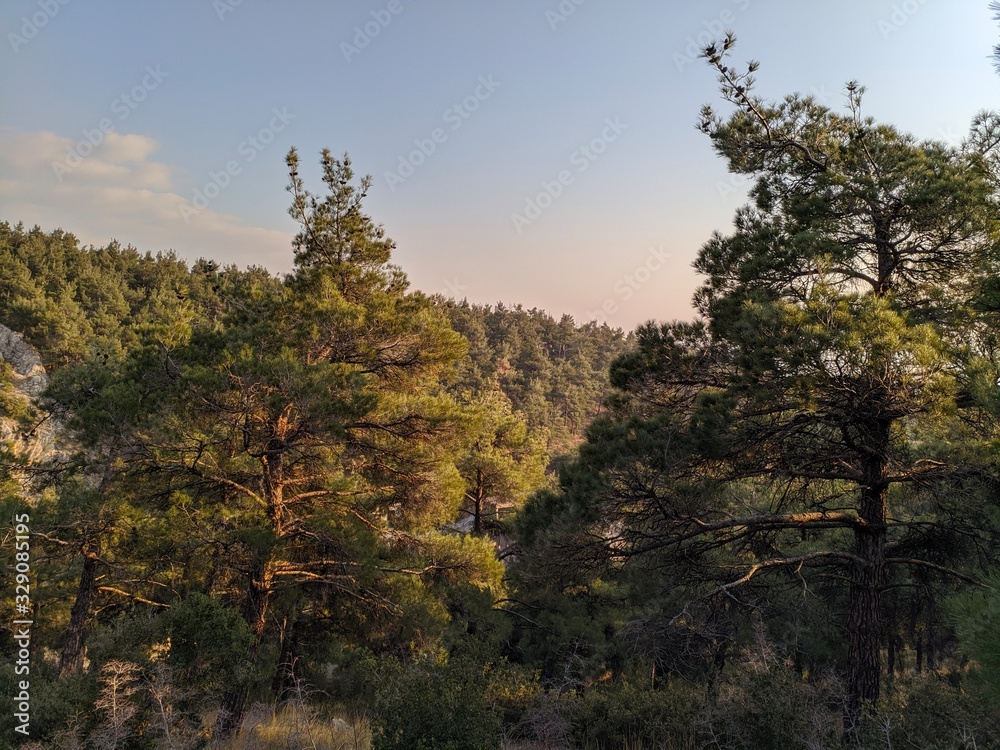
xmin=0 ymin=324 xmax=49 ymax=397
xmin=0 ymin=323 xmax=68 ymax=468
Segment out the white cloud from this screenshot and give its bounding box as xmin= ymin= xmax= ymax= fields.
xmin=0 ymin=127 xmax=293 ymax=271
xmin=100 ymin=132 xmax=162 ymax=165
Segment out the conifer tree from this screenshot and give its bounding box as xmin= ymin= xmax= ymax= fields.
xmin=518 ymin=38 xmax=1000 ymax=740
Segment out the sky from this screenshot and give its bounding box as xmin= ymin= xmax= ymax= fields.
xmin=0 ymin=0 xmax=996 ymax=330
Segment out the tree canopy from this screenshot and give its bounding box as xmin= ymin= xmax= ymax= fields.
xmin=3 ymin=37 xmax=1000 ymax=748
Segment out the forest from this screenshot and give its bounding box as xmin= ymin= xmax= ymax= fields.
xmin=3 ymin=40 xmax=1000 ymax=750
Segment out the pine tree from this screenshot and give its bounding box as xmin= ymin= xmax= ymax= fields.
xmin=458 ymin=387 xmax=548 ymax=536
xmin=109 ymin=149 xmax=474 ymax=732
xmin=518 ymin=38 xmax=1000 ymax=741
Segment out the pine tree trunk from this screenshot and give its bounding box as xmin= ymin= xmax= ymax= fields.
xmin=58 ymin=544 xmax=100 ymax=677
xmin=845 ymin=422 xmax=889 ymax=742
xmin=216 ymin=556 xmax=273 ymax=736
xmin=843 ymin=232 xmax=896 ymax=740
xmin=272 ymin=617 xmax=302 ymax=700
xmin=472 ymin=469 xmax=485 ymax=535
xmin=218 ymin=450 xmax=284 ymax=737
xmin=927 ymin=627 xmax=937 ymax=671
xmin=846 ymin=522 xmax=884 ymax=734
xmin=887 ymin=634 xmax=896 ymax=678
xmin=217 ymin=675 xmax=250 ymax=737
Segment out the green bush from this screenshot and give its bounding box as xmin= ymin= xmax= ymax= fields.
xmin=948 ymin=572 xmax=1000 ymax=702
xmin=162 ymin=591 xmax=255 ymax=697
xmin=702 ymin=655 xmax=843 ymax=750
xmin=372 ymin=652 xmax=502 ymax=750
xmin=0 ymin=662 xmax=97 ymax=744
xmin=562 ymin=679 xmax=701 ymax=750
xmin=872 ymin=674 xmax=1000 ymax=750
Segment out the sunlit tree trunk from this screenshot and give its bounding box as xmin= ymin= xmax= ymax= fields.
xmin=217 ymin=447 xmax=283 ymax=735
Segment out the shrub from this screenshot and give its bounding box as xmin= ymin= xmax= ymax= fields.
xmin=372 ymin=652 xmax=502 ymax=750
xmin=560 ymin=679 xmax=701 ymax=750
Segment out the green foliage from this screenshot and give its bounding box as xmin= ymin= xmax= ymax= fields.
xmin=513 ymin=41 xmax=1000 ymax=740
xmin=0 ymin=662 xmax=97 ymax=744
xmin=563 ymin=680 xmax=701 ymax=750
xmin=0 ymin=221 xmax=241 ymax=369
xmin=442 ymin=300 xmax=630 ymax=457
xmin=2 ymin=51 xmax=999 ymax=744
xmin=702 ymin=646 xmax=843 ymax=750
xmin=163 ymin=592 xmax=255 ymax=696
xmin=948 ymin=573 xmax=1000 ymax=702
xmin=372 ymin=651 xmax=502 ymax=750
xmin=860 ymin=674 xmax=1000 ymax=750
xmin=457 ymin=388 xmax=549 ymax=534
xmin=0 ymin=361 xmax=34 ymax=427
xmin=286 ymin=148 xmax=405 ymax=297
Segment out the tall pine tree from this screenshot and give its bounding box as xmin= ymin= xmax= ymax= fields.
xmin=518 ymin=37 xmax=1000 ymax=740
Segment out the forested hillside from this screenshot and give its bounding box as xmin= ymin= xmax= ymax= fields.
xmin=0 ymin=151 xmax=630 ymax=747
xmin=2 ymin=46 xmax=1000 ymax=750
xmin=441 ymin=301 xmax=630 ymax=458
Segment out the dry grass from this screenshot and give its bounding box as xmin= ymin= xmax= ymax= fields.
xmin=218 ymin=702 xmax=371 ymax=750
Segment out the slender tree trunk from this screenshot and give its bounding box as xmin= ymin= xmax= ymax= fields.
xmin=847 ymin=519 xmax=883 ymax=725
xmin=705 ymin=638 xmax=728 ymax=700
xmin=473 ymin=473 xmax=485 ymax=535
xmin=927 ymin=627 xmax=937 ymax=671
xmin=874 ymin=216 xmax=895 ymax=294
xmin=217 ymin=449 xmax=285 ymax=737
xmin=60 ymin=472 xmax=114 ymax=678
xmin=909 ymin=606 xmax=924 ymax=673
xmin=272 ymin=616 xmax=302 ymax=700
xmin=58 ymin=543 xmax=100 ymax=677
xmin=216 ymin=556 xmax=273 ymax=736
xmin=845 ymin=420 xmax=890 ymax=742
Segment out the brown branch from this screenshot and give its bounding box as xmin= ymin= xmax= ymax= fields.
xmin=97 ymin=586 xmax=171 ymax=609
xmin=710 ymin=551 xmax=861 ymax=597
xmin=632 ymin=511 xmax=865 ymax=555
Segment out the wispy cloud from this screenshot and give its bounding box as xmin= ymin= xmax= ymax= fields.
xmin=0 ymin=127 xmax=292 ymax=270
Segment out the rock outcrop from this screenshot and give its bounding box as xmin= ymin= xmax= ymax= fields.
xmin=0 ymin=324 xmax=48 ymax=397
xmin=0 ymin=323 xmax=69 ymax=470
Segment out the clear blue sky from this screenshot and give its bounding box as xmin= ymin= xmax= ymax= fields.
xmin=1 ymin=0 xmax=996 ymax=328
